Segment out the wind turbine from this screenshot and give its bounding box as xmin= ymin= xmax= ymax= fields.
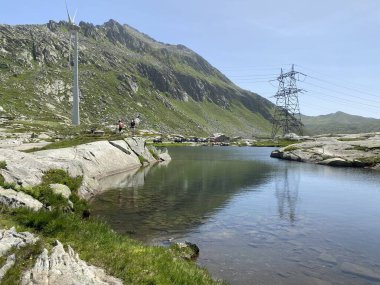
xmin=66 ymin=0 xmax=80 ymax=125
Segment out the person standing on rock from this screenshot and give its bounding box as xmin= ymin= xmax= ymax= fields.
xmin=117 ymin=119 xmax=124 ymax=133
xmin=130 ymin=118 xmax=136 ymax=135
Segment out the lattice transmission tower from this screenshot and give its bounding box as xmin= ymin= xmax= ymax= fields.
xmin=271 ymin=64 xmax=306 ymax=138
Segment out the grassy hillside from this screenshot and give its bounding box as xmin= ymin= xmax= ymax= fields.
xmin=0 ymin=20 xmax=273 ymax=137
xmin=302 ymin=112 xmax=380 ymax=135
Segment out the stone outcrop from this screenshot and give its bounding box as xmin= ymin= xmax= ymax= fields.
xmin=0 ymin=187 xmax=43 ymax=211
xmin=0 ymin=227 xmax=39 ymax=282
xmin=0 ymin=227 xmax=39 ymax=256
xmin=21 ymin=241 xmax=123 ymax=285
xmin=124 ymin=137 xmax=156 ymax=163
xmin=0 ymin=139 xmax=170 ymax=199
xmin=0 ymin=227 xmax=123 ymax=285
xmin=270 ymin=133 xmax=380 ymax=169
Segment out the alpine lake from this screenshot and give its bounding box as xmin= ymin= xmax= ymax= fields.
xmin=90 ymin=146 xmax=380 ymax=285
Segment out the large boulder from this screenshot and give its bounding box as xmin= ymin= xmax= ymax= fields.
xmin=49 ymin=184 xmax=71 ymax=199
xmin=21 ymin=241 xmax=123 ymax=285
xmin=0 ymin=187 xmax=43 ymax=211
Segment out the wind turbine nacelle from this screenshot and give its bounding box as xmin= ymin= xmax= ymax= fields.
xmin=68 ymin=23 xmax=80 ymax=31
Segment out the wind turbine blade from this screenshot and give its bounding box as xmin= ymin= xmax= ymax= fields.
xmin=65 ymin=0 xmax=72 ymax=24
xmin=73 ymin=9 xmax=78 ymax=24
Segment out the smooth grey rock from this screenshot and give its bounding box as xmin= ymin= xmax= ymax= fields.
xmin=340 ymin=262 xmax=380 ymax=281
xmin=270 ymin=132 xmax=380 ymax=169
xmin=0 ymin=149 xmax=76 ymax=187
xmin=49 ymin=183 xmax=71 ymax=199
xmin=0 ymin=227 xmax=39 ymax=256
xmin=158 ymin=151 xmax=171 ymax=162
xmin=21 ymin=240 xmax=123 ymax=285
xmin=0 ymin=254 xmax=15 ymax=281
xmin=109 ymin=140 xmax=133 ymax=155
xmin=0 ymin=187 xmax=43 ymax=211
xmin=124 ymin=137 xmax=156 ymax=162
xmin=0 ymin=139 xmax=169 ymax=199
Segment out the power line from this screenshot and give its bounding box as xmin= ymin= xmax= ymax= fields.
xmin=301 ymin=81 xmax=380 ymax=105
xmin=271 ymin=65 xmax=305 ymax=137
xmin=295 ymin=64 xmax=379 ymax=98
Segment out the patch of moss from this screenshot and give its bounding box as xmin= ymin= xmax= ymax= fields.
xmin=0 ymin=160 xmax=7 ymax=170
xmin=253 ymin=139 xmax=299 ymax=147
xmin=283 ymin=145 xmax=299 ymax=152
xmin=357 ymin=156 xmax=380 ymax=167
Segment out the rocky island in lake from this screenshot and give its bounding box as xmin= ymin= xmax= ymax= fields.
xmin=271 ymin=133 xmax=380 ymax=169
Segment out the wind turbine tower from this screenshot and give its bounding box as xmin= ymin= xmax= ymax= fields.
xmin=66 ymin=1 xmax=80 ymax=125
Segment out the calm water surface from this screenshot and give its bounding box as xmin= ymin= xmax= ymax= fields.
xmin=90 ymin=147 xmax=380 ymax=285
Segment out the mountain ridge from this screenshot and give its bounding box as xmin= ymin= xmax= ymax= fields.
xmin=302 ymin=111 xmax=380 ymax=135
xmin=0 ymin=19 xmax=273 ymax=136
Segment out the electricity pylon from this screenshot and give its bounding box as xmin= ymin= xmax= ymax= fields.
xmin=271 ymin=64 xmax=305 ymax=137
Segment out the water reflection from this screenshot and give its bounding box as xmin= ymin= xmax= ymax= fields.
xmin=91 ymin=147 xmax=380 ymax=285
xmin=275 ymin=168 xmax=299 ymax=223
xmin=91 ymin=147 xmax=275 ymax=241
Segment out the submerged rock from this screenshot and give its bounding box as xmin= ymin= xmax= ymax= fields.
xmin=340 ymin=262 xmax=380 ymax=281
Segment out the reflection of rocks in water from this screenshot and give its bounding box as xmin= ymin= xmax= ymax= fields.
xmin=275 ymin=168 xmax=299 ymax=223
xmin=97 ymin=167 xmax=140 ymax=191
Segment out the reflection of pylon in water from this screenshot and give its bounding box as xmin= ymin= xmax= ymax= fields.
xmin=271 ymin=64 xmax=306 ymax=137
xmin=275 ymin=168 xmax=299 ymax=223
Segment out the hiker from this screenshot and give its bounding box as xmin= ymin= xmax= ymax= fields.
xmin=117 ymin=119 xmax=124 ymax=133
xmin=130 ymin=119 xmax=136 ymax=135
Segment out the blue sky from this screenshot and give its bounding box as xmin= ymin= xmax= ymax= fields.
xmin=1 ymin=0 xmax=379 ymax=118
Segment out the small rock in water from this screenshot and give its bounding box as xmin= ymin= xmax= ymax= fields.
xmin=318 ymin=252 xmax=337 ymax=265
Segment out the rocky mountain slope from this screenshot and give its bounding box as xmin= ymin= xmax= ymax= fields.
xmin=302 ymin=112 xmax=380 ymax=135
xmin=0 ymin=19 xmax=273 ymax=136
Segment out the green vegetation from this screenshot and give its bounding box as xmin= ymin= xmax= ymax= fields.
xmin=149 ymin=142 xmax=194 ymax=147
xmin=148 ymin=147 xmax=160 ymax=160
xmin=253 ymin=139 xmax=298 ymax=147
xmin=283 ymin=145 xmax=299 ymax=152
xmin=0 ymin=160 xmax=7 ymax=170
xmin=0 ymin=170 xmax=223 ymax=285
xmin=356 ymin=156 xmax=380 ymax=167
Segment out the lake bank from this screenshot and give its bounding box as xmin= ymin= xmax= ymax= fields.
xmin=0 ymin=138 xmax=224 ymax=284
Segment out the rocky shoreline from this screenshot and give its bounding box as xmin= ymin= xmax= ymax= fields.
xmin=0 ymin=137 xmax=172 ymax=284
xmin=270 ymin=133 xmax=380 ymax=169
